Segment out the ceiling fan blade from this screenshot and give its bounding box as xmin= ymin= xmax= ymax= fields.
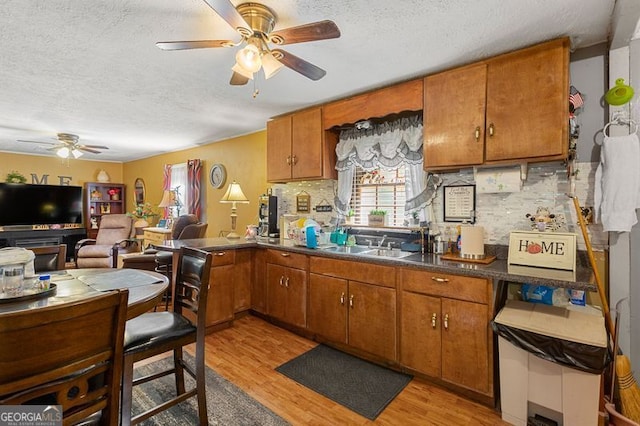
xmin=79 ymin=147 xmax=103 ymax=154
xmin=202 ymin=0 xmax=251 ymax=33
xmin=156 ymin=40 xmax=232 ymax=50
xmin=80 ymin=144 xmax=109 ymax=150
xmin=270 ymin=20 xmax=341 ymax=45
xmin=17 ymin=139 xmax=56 ymax=145
xmin=230 ymin=71 xmax=250 ymax=86
xmin=272 ymin=49 xmax=326 ymax=81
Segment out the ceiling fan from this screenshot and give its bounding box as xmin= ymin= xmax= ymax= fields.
xmin=156 ymin=0 xmax=341 ymax=85
xmin=18 ymin=133 xmax=109 ymax=158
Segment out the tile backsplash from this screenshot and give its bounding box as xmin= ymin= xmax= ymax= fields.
xmin=270 ymin=161 xmax=606 ymax=251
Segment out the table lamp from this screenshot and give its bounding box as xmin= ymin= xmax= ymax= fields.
xmin=158 ymin=187 xmax=182 ymax=218
xmin=220 ymin=181 xmax=249 ymax=239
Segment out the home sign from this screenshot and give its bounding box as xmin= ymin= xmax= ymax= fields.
xmin=508 ymin=231 xmax=577 ymax=271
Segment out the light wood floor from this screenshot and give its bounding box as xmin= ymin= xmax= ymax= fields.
xmin=200 ymin=315 xmax=510 ymax=426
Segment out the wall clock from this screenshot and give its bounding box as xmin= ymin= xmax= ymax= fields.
xmin=209 ymin=163 xmax=227 ymax=189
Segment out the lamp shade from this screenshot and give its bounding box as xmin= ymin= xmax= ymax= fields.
xmin=220 ymin=181 xmax=249 ymax=203
xmin=158 ymin=190 xmax=176 ymax=208
xmin=262 ymin=52 xmax=284 ymax=79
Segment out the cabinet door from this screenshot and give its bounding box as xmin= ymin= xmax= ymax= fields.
xmin=441 ymin=298 xmax=490 ymax=394
xmin=233 ymin=249 xmax=252 ymax=313
xmin=400 ymin=291 xmax=441 ymax=378
xmin=485 ymin=39 xmax=568 ymax=162
xmin=205 ymin=264 xmax=235 ymax=327
xmin=348 ymin=280 xmax=397 ymax=361
xmin=424 ymin=64 xmax=486 ymax=169
xmin=251 ymin=248 xmax=267 ymax=314
xmin=267 ymin=115 xmax=292 ymax=181
xmin=291 ymin=108 xmax=323 ymax=180
xmin=308 ymin=273 xmax=348 ymax=344
xmin=284 ymin=267 xmax=307 ymax=328
xmin=266 ymin=263 xmax=288 ymax=321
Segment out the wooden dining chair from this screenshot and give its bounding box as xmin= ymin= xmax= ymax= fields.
xmin=31 ymin=244 xmax=67 ymax=272
xmin=121 ymin=247 xmax=212 ymax=426
xmin=0 ymin=289 xmax=129 ymax=426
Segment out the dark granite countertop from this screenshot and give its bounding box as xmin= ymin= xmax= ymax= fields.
xmin=153 ymin=237 xmax=597 ymax=292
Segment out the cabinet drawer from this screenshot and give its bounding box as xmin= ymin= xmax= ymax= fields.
xmin=401 ymin=268 xmax=489 ymax=304
xmin=210 ymin=249 xmax=235 ymax=267
xmin=310 ymin=256 xmax=396 ymax=288
xmin=266 ymin=249 xmax=308 ymax=270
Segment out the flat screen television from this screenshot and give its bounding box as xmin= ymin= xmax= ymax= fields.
xmin=0 ymin=183 xmax=83 ymax=227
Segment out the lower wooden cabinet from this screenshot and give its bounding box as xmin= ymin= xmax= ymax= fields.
xmin=233 ymin=249 xmax=252 ymax=313
xmin=308 ymin=257 xmax=397 ymax=361
xmin=266 ymin=263 xmax=307 ymax=328
xmin=205 ymin=250 xmax=235 ymax=327
xmin=400 ymin=268 xmax=493 ymax=397
xmin=251 ymin=249 xmax=267 ymax=314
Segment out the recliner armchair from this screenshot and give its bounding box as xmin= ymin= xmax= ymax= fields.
xmin=122 ymin=215 xmax=207 ymax=271
xmin=75 ymin=214 xmax=139 ymax=268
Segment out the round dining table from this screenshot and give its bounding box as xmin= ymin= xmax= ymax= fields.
xmin=0 ymin=268 xmax=168 ymax=320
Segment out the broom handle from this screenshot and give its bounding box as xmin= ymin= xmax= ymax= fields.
xmin=572 ymin=195 xmax=615 ymax=340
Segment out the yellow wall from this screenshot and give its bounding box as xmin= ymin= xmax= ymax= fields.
xmin=0 ymin=153 xmax=123 ymax=187
xmin=122 ymin=130 xmax=267 ymax=238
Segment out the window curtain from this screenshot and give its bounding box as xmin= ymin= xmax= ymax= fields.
xmin=187 ymin=159 xmax=203 ymax=220
xmin=334 ymin=114 xmax=442 ymax=222
xmin=161 ymin=164 xmax=172 ymax=219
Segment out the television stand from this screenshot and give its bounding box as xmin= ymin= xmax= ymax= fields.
xmin=0 ymin=228 xmax=87 ymax=262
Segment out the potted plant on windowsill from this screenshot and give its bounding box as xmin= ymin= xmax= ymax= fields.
xmin=344 ymin=209 xmax=356 ymax=225
xmin=367 ymin=209 xmax=387 ymax=227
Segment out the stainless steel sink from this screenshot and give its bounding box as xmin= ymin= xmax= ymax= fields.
xmin=320 ymin=245 xmax=375 ymax=254
xmin=363 ymin=248 xmax=415 ymax=258
xmin=320 ymin=245 xmax=414 ymax=259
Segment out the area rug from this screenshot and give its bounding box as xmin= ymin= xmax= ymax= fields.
xmin=275 ymin=344 xmax=412 ymax=420
xmin=132 ymin=354 xmax=289 ymax=425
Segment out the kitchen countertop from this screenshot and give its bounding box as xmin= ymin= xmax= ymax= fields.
xmin=154 ymin=237 xmax=597 ymax=292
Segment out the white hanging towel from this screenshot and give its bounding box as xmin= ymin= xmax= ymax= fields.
xmin=594 ymin=133 xmax=640 ymax=232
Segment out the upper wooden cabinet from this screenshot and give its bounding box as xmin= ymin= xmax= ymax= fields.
xmin=424 ymin=38 xmax=569 ymax=170
xmin=266 ymin=107 xmax=337 ymax=182
xmin=322 ymin=79 xmax=423 ymax=129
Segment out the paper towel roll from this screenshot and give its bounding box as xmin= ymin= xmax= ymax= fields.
xmin=461 ymin=225 xmax=484 ymax=258
xmin=475 ymin=167 xmax=522 ymax=194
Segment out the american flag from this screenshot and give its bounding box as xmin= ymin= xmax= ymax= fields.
xmin=570 ymin=86 xmax=584 ymax=112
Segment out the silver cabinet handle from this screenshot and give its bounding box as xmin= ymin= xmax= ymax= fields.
xmin=475 ymin=126 xmax=481 ymax=141
xmin=280 ymin=253 xmax=290 ymax=257
xmin=215 ymin=251 xmax=226 ymax=256
xmin=431 ymin=313 xmax=437 ymax=328
xmin=488 ymin=123 xmax=495 ymax=137
xmin=291 ymin=154 xmax=298 ymax=165
xmin=279 ymin=276 xmax=284 ymax=286
xmin=285 ymin=277 xmax=290 ymax=288
xmin=340 ymin=292 xmax=345 ymax=305
xmin=286 ymin=155 xmax=291 ymax=165
xmin=444 ymin=313 xmax=449 ymax=330
xmin=431 ymin=276 xmax=449 ymax=283
xmin=349 ymin=294 xmax=354 ymax=308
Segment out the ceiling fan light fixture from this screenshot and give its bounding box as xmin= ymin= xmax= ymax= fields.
xmin=231 ymin=62 xmax=254 ymax=80
xmin=262 ymin=51 xmax=284 ymax=79
xmin=56 ymin=147 xmax=70 ymax=158
xmin=235 ymin=44 xmax=262 ymax=73
xmin=71 ymin=148 xmax=83 ymax=159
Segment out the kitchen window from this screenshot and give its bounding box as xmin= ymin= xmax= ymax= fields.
xmin=334 ymin=114 xmax=441 ymax=226
xmin=349 ymin=167 xmax=406 ymax=227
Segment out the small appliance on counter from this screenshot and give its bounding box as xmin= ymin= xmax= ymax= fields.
xmin=258 ymin=194 xmax=279 ymax=237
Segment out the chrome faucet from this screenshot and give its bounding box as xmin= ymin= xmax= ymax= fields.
xmin=377 ymin=235 xmax=387 ymax=247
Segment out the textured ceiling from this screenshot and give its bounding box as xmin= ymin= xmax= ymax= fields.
xmin=0 ymin=0 xmax=620 ymax=162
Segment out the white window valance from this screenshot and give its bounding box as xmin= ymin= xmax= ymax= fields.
xmin=333 ymin=115 xmax=441 ymax=223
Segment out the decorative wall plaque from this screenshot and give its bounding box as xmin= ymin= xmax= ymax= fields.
xmin=443 ymin=184 xmax=476 ymax=223
xmin=296 ymin=191 xmax=310 ymax=213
